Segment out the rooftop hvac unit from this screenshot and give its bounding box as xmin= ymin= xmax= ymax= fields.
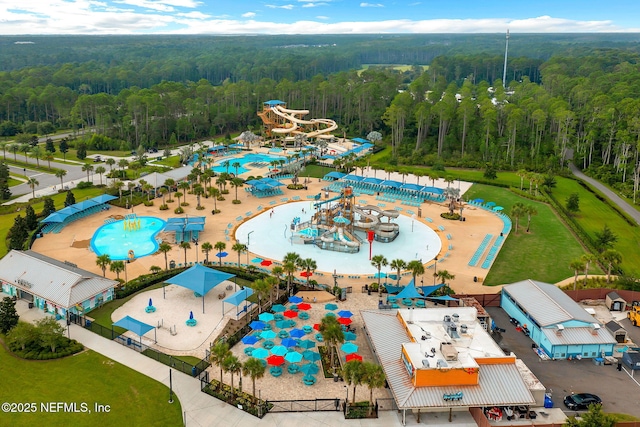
xmin=422 ymin=359 xmax=430 ymax=368
xmin=460 ymin=324 xmax=468 ymax=334
xmin=591 ymin=323 xmax=601 ymax=335
xmin=556 ymin=324 xmax=564 ymax=336
xmin=440 ymin=342 xmax=458 ymax=361
xmin=443 ymin=315 xmax=451 ymax=322
xmin=436 ymin=359 xmax=448 ymax=368
xmin=452 ymin=313 xmax=460 ymax=323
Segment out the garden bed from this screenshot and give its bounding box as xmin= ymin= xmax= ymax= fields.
xmin=202 ymin=379 xmax=272 ymax=418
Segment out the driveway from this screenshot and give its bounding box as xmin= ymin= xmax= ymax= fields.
xmin=487 ymin=306 xmax=640 ymax=418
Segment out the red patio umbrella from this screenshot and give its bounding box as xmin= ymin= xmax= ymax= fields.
xmin=313 ymin=323 xmax=320 ymax=331
xmin=346 ymin=353 xmax=363 ymax=362
xmin=261 ymin=260 xmax=273 ymax=267
xmin=297 ymin=303 xmax=312 ymax=311
xmin=266 ymin=355 xmax=285 ymax=366
xmin=338 ymin=317 xmax=352 ymax=326
xmin=283 ymin=310 xmax=298 ymax=318
xmin=300 ymin=271 xmax=313 ymax=278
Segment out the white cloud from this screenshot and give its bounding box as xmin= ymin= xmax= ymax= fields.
xmin=316 ymin=15 xmax=329 ymax=20
xmin=176 ymin=11 xmax=209 ymax=19
xmin=301 ymin=2 xmax=328 ymax=7
xmin=265 ymin=4 xmax=294 ymax=9
xmin=242 ymin=12 xmax=256 ymax=18
xmin=360 ymin=3 xmax=384 ymax=7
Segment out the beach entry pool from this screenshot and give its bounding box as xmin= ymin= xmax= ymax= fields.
xmin=236 ymin=202 xmax=442 ymax=275
xmin=91 ymin=215 xmax=166 ymax=260
xmin=212 ymin=153 xmax=286 ymax=175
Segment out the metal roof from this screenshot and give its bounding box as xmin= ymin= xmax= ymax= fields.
xmin=542 ymin=326 xmax=616 ymax=346
xmin=503 ymin=279 xmax=596 ymax=326
xmin=361 ymin=310 xmax=536 ymax=410
xmin=0 ymin=250 xmax=117 ymax=309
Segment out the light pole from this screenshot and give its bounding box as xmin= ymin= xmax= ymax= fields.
xmin=433 ymin=256 xmax=438 ymax=286
xmin=193 ymin=238 xmax=199 ymax=263
xmin=248 ymin=230 xmax=254 ymax=246
xmin=344 ymin=385 xmax=349 ymax=415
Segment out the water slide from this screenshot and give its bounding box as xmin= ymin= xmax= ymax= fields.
xmin=270 ymin=105 xmax=337 ymax=139
xmin=353 ymin=205 xmax=399 ymax=237
xmin=338 ymin=227 xmax=360 ymax=248
xmin=320 ymin=226 xmax=337 ymax=243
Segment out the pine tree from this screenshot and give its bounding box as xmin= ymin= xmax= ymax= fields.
xmin=42 ymin=197 xmax=55 ymax=217
xmin=64 ymin=190 xmax=76 ymax=207
xmin=76 ymin=142 xmax=87 ymax=160
xmin=8 ymin=215 xmax=28 ymax=250
xmin=0 ymin=297 xmax=19 ymax=334
xmin=24 ymin=205 xmax=37 ymax=230
xmin=0 ymin=162 xmax=11 ymax=200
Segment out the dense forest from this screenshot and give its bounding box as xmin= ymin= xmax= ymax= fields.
xmin=2 ymin=34 xmax=640 ymax=201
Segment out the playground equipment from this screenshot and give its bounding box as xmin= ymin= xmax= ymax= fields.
xmin=258 ymin=100 xmax=337 ymax=139
xmin=290 ymin=186 xmax=401 ymax=253
xmin=123 ymin=213 xmax=141 ymax=231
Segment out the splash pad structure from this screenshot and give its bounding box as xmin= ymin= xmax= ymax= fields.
xmin=91 ymin=215 xmax=165 ymax=260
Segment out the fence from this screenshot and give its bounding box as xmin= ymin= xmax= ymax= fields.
xmin=267 ymin=398 xmax=342 ymax=413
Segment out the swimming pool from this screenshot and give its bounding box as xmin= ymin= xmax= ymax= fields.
xmin=212 ymin=153 xmax=286 ymax=175
xmin=91 ymin=216 xmax=166 ymax=260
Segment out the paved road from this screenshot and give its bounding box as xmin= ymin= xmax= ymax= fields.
xmin=566 ymin=148 xmax=640 ymax=226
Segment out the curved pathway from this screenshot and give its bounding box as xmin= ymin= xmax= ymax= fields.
xmin=568 ymin=162 xmax=640 ymax=226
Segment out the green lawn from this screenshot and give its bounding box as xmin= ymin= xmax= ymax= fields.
xmin=464 ymin=184 xmax=592 ymax=285
xmin=303 ymin=164 xmax=331 ymax=178
xmin=0 ymin=343 xmax=182 ymax=427
xmin=551 ymin=176 xmax=640 ymax=276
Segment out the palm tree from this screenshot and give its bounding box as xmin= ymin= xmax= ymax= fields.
xmin=370 ymin=255 xmax=388 ymax=295
xmin=179 ymin=241 xmax=191 ymax=264
xmin=231 ymin=177 xmax=243 ymax=201
xmin=55 ymin=169 xmax=67 ymax=188
xmin=343 ymin=360 xmax=365 ymax=404
xmin=110 ymin=260 xmax=125 ymax=280
xmin=232 ymin=242 xmax=247 ymax=267
xmin=222 ymin=355 xmax=242 ymax=399
xmin=581 ymin=253 xmax=597 ymax=286
xmin=113 ymin=180 xmax=124 ymax=200
xmin=569 ymin=258 xmax=586 ymax=291
xmin=209 ymin=187 xmax=220 ymax=211
xmin=194 ymin=184 xmax=205 ymax=209
xmin=43 ymin=152 xmax=54 ymax=169
xmin=407 ymin=260 xmax=425 ymax=287
xmin=264 ymin=276 xmax=279 ymax=304
xmin=250 ymin=278 xmax=271 ymax=313
xmin=436 ymin=270 xmax=455 ymax=295
xmin=95 ymin=166 xmax=106 ymax=186
xmin=96 ymin=254 xmax=111 ymax=277
xmin=106 ymin=157 xmax=116 ymax=172
xmin=214 ymin=241 xmax=226 ymax=266
xmin=158 ymin=242 xmax=172 ymax=270
xmin=164 ymin=178 xmax=175 ymax=202
xmin=242 ymin=358 xmax=266 ymax=402
xmin=390 ymin=259 xmax=406 ymax=286
xmin=174 ymin=191 xmax=183 ymax=206
xmin=524 ymin=204 xmax=538 ymax=233
xmin=27 ymin=177 xmax=39 ymax=199
xmin=319 ymin=315 xmax=345 ymax=372
xmin=297 ymin=257 xmax=317 ymax=288
xmin=363 ymin=362 xmax=386 ymax=408
xmin=222 ymin=160 xmax=230 ymax=174
xmin=510 ymin=202 xmax=525 ymax=234
xmin=210 ymin=341 xmax=231 ymax=388
xmin=282 ymin=260 xmax=297 ymax=296
xmin=232 ymin=161 xmax=241 ymax=176
xmin=201 ymin=241 xmax=213 ymax=264
xmin=149 ymin=265 xmax=162 ymax=274
xmin=601 ymin=249 xmax=623 ymax=283
xmin=271 ymin=266 xmax=284 ymax=299
xmin=178 ymin=181 xmax=190 ymax=205
xmin=82 ymin=163 xmax=94 ymax=182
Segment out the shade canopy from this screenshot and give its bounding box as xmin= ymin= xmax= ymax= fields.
xmin=113 ymin=316 xmax=155 ymax=338
xmin=323 ymin=171 xmax=346 ymax=180
xmin=343 ymin=174 xmax=364 ymax=182
xmin=381 ymin=180 xmax=402 ymax=188
xmin=242 ymin=335 xmax=260 ymax=345
xmin=289 ymin=296 xmax=303 ymax=304
xmin=223 ymin=287 xmax=254 ymax=306
xmin=418 ymin=284 xmax=444 ymax=297
xmin=250 ymin=320 xmax=266 ymax=330
xmin=362 ymin=177 xmax=383 ymax=184
xmin=341 ymin=342 xmax=359 ymax=354
xmin=166 ymin=264 xmax=234 ymax=313
xmin=395 ymin=279 xmax=425 ymax=300
xmin=427 ymin=295 xmax=459 ymax=301
xmin=400 ymin=183 xmax=423 ymax=191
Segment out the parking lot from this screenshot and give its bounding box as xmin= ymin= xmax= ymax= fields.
xmin=487 ymin=306 xmax=640 ymax=418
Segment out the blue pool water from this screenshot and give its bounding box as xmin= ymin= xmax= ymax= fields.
xmin=91 ymin=217 xmax=166 ymax=260
xmin=212 ymin=153 xmax=286 ymax=175
xmin=298 ymin=228 xmax=320 ymax=237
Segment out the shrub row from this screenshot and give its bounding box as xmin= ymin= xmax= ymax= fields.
xmin=9 ymin=339 xmax=83 ymax=360
xmin=115 ymin=268 xmax=188 ymax=299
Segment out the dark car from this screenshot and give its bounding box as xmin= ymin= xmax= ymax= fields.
xmin=563 ymin=393 xmax=601 ymax=410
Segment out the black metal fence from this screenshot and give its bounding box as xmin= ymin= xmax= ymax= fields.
xmin=375 ymin=397 xmax=399 ymax=411
xmin=267 ymin=398 xmax=342 ymax=413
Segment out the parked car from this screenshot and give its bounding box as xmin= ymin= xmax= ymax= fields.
xmin=93 ymin=155 xmax=102 ymax=162
xmin=563 ymin=393 xmax=601 ymax=410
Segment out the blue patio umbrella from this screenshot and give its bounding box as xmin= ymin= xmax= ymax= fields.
xmin=290 ymin=328 xmax=306 ymax=339
xmin=493 ymin=206 xmax=504 ymax=211
xmin=252 ymin=348 xmax=269 ymax=359
xmin=275 ymin=320 xmax=291 ymax=329
xmin=298 ymin=339 xmax=316 ymax=349
xmin=324 ymin=312 xmax=336 ymax=318
xmin=472 ymin=198 xmax=484 ymax=204
xmin=250 ymin=320 xmax=266 ymax=330
xmin=333 ymin=216 xmax=351 ymax=225
xmin=341 ymin=342 xmax=359 ymax=354
xmin=215 ymin=251 xmax=228 ymax=258
xmin=300 ymin=363 xmax=319 ymax=375
xmin=303 ymin=350 xmax=321 ymax=362
xmin=272 ymin=304 xmax=287 ymax=313
xmin=258 ymin=312 xmax=275 ymax=322
xmin=189 ymin=311 xmax=194 ymax=320
xmin=485 ymin=201 xmax=496 ymax=207
xmin=373 ymin=272 xmax=387 ymax=279
xmin=338 ymin=310 xmax=353 ymax=318
xmin=285 ymin=351 xmax=303 ymax=363
xmin=344 ymin=331 xmax=357 ymax=341
xmin=271 ymin=345 xmax=288 ymax=356
xmin=289 ymin=296 xmax=303 ymax=304
xmin=251 ymin=257 xmax=264 ymax=263
xmin=281 ymin=338 xmax=298 ymax=348
xmin=325 ymin=303 xmax=338 ymax=311
xmin=242 ymin=335 xmax=260 ymax=345
xmin=148 ymin=298 xmax=153 ymax=307
xmin=261 ymin=330 xmax=277 ymax=340
xmin=387 ymin=274 xmax=399 ymax=280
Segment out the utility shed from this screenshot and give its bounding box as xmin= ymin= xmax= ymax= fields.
xmin=605 ymin=291 xmax=626 ymax=311
xmin=501 ymin=279 xmax=616 ymax=360
xmin=605 ymin=321 xmax=628 ymax=344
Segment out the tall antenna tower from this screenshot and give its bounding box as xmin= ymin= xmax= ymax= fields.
xmin=502 ymin=29 xmax=510 ymax=88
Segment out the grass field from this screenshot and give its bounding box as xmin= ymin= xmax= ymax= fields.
xmin=551 ymin=177 xmax=640 ymax=276
xmin=0 ymin=343 xmax=183 ymax=427
xmin=464 ymin=184 xmax=593 ymax=285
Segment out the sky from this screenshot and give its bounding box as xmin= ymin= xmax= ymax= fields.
xmin=1 ymin=0 xmax=640 ymax=35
